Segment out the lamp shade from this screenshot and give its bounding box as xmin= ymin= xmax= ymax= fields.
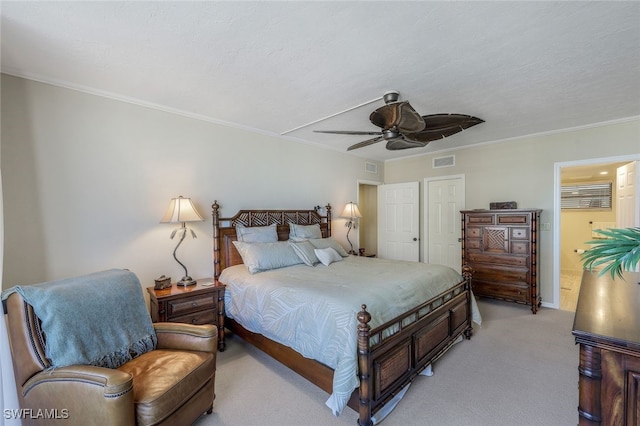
xmin=340 ymin=202 xmax=362 ymax=219
xmin=160 ymin=196 xmax=203 ymax=223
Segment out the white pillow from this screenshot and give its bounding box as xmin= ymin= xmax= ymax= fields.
xmin=308 ymin=237 xmax=349 ymax=257
xmin=236 ymin=224 xmax=278 ymax=243
xmin=289 ymin=240 xmax=319 ymax=266
xmin=289 ymin=223 xmax=323 ymax=240
xmin=232 ymin=241 xmax=302 ymax=274
xmin=314 ymin=248 xmax=343 ymax=266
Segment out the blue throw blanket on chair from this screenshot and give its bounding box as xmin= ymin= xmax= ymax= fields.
xmin=1 ymin=269 xmax=157 ymax=369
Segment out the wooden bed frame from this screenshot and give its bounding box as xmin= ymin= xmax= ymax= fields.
xmin=212 ymin=201 xmax=474 ymax=426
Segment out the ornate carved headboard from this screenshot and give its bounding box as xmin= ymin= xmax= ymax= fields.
xmin=212 ymin=201 xmax=332 ymax=279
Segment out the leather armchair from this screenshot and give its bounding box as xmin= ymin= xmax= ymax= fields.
xmin=4 ymin=291 xmax=217 ymax=426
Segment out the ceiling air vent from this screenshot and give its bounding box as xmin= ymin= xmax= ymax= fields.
xmin=365 ymin=162 xmax=378 ymax=174
xmin=433 ymin=155 xmax=455 ymax=168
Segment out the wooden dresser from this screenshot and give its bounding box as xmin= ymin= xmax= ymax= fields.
xmin=572 ymin=270 xmax=640 ymax=425
xmin=461 ymin=209 xmax=542 ymax=314
xmin=147 ymin=279 xmax=226 ymax=351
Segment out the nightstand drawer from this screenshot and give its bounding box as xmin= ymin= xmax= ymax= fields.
xmin=147 ymin=280 xmax=226 ymax=351
xmin=168 ymin=293 xmax=216 ymax=317
xmin=171 ymin=309 xmax=217 ymax=325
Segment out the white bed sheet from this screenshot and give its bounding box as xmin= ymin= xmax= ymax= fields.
xmin=220 ymin=255 xmax=480 ymax=416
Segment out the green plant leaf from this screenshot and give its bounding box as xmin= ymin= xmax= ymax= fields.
xmin=581 ymin=227 xmax=640 ymax=280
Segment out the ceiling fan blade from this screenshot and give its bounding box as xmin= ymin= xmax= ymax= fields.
xmin=347 ymin=136 xmax=384 ymax=151
xmin=314 ymin=130 xmax=382 ymax=136
xmin=422 ymin=113 xmax=484 ymax=131
xmin=369 ymin=101 xmax=425 ymax=133
xmin=385 ymin=137 xmax=428 ymax=150
xmin=404 ymin=114 xmax=484 ymax=143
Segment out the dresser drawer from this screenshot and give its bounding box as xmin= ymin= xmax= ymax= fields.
xmin=171 ymin=309 xmax=217 ymax=325
xmin=472 ymin=280 xmax=530 ymax=303
xmin=466 ymin=239 xmax=482 ymax=250
xmin=471 ymin=264 xmax=530 ymax=284
xmin=466 ymin=227 xmax=482 ymax=238
xmin=467 ymin=215 xmax=494 ymax=225
xmin=510 ymin=227 xmax=529 ymax=240
xmin=167 ymin=293 xmax=216 ymax=317
xmin=497 ymin=214 xmax=530 ymax=225
xmin=467 ymin=252 xmax=528 ymax=267
xmin=511 ymin=241 xmax=530 ymax=255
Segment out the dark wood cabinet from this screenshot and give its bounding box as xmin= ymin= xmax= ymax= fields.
xmin=461 ymin=209 xmax=542 ymax=313
xmin=147 ymin=279 xmax=226 ymax=351
xmin=572 ymin=270 xmax=640 ymax=426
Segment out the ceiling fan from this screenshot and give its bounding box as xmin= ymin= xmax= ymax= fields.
xmin=314 ymin=91 xmax=484 ymax=151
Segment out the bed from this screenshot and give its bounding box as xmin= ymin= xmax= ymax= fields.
xmin=212 ymin=201 xmax=479 ymax=426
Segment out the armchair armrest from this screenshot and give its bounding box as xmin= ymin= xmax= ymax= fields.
xmin=153 ymin=322 xmax=217 ymax=353
xmin=22 ymin=366 xmax=135 ymax=425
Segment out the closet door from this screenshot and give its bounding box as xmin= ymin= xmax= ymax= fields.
xmin=377 ymin=182 xmax=419 ymax=261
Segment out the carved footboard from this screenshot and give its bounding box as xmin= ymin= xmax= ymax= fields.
xmin=356 ymin=267 xmax=473 ymax=426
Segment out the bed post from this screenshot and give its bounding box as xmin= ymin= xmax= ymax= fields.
xmin=212 ymin=200 xmax=220 ymax=280
xmin=325 ymin=203 xmax=332 ymax=236
xmin=357 ymin=304 xmax=373 ymax=426
xmin=462 ymin=264 xmax=474 ymax=339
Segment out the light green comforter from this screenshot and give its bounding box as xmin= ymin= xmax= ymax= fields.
xmin=220 ymin=256 xmax=480 ymax=416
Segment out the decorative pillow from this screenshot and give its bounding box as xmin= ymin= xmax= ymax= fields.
xmin=308 ymin=237 xmax=349 ymax=257
xmin=236 ymin=224 xmax=278 ymax=243
xmin=233 ymin=241 xmax=302 ymax=274
xmin=289 ymin=223 xmax=323 ymax=240
xmin=289 ymin=240 xmax=320 ymax=266
xmin=314 ymin=247 xmax=343 ymax=266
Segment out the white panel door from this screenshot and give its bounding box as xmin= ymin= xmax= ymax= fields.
xmin=426 ymin=177 xmax=465 ymax=272
xmin=617 ymin=161 xmax=639 ymax=227
xmin=377 ymin=182 xmax=419 ymax=261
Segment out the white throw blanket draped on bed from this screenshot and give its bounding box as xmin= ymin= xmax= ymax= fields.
xmin=220 ymin=256 xmax=481 ymax=416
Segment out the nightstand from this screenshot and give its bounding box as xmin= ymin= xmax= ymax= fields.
xmin=147 ymin=279 xmax=226 ymax=351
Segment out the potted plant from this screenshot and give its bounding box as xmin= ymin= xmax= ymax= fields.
xmin=581 ymin=227 xmax=640 ymax=280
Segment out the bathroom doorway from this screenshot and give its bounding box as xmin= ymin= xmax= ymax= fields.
xmin=557 ymin=158 xmax=639 ymax=311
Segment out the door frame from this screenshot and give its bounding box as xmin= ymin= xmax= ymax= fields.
xmin=357 ymin=179 xmax=383 ymax=255
xmin=424 ymin=174 xmax=466 ymax=264
xmin=553 ymin=153 xmax=640 ymax=309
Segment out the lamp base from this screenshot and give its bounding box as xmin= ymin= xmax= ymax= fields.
xmin=177 ymin=276 xmax=197 ymax=286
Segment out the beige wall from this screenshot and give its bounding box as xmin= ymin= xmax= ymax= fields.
xmin=384 ymin=119 xmax=640 ymax=305
xmin=0 ymin=75 xmax=383 ymax=288
xmin=560 ymin=209 xmax=616 ymax=272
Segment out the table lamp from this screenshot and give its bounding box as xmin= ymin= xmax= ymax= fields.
xmin=341 ymin=201 xmax=362 ymax=254
xmin=160 ymin=196 xmax=203 ymax=286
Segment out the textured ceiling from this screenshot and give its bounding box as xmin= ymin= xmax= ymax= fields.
xmin=2 ymin=1 xmax=639 ymax=161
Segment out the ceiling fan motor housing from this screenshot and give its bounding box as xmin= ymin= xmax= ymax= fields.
xmin=383 ymin=91 xmax=400 ymax=104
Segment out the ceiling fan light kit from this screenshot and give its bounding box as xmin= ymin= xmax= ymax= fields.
xmin=314 ymin=90 xmax=484 ymax=151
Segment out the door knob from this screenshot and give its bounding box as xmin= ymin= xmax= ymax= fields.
xmin=413 ymin=237 xmax=418 ymax=241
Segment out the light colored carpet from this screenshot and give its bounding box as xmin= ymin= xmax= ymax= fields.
xmin=194 ymin=299 xmax=578 ymax=425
